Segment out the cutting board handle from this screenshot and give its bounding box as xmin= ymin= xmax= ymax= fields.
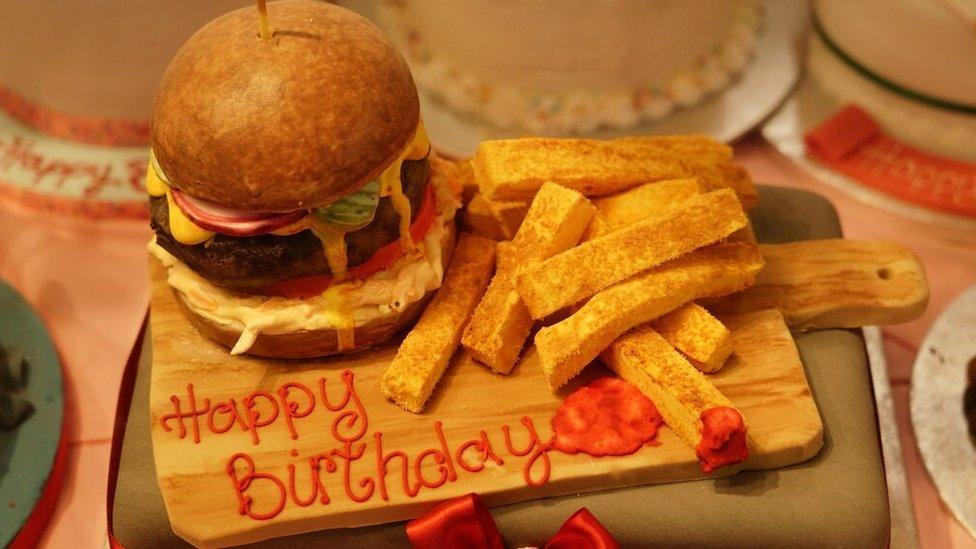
xmin=709 ymin=239 xmax=929 ymax=331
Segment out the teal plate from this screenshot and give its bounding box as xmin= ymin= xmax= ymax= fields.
xmin=0 ymin=280 xmax=64 ymax=546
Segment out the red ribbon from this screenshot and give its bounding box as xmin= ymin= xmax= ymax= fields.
xmin=406 ymin=493 xmax=618 ymax=549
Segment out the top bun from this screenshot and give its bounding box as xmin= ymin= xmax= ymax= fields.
xmin=151 ymin=0 xmax=420 ymax=211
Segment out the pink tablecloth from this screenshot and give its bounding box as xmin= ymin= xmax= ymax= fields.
xmin=1 ymin=133 xmax=974 ymax=548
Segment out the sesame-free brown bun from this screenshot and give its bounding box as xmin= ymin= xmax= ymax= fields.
xmin=151 ymin=0 xmax=420 ymax=211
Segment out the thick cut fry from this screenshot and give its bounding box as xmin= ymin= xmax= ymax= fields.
xmin=462 ymin=193 xmax=530 ymax=241
xmin=383 ymin=233 xmax=496 ymax=413
xmin=711 ymin=163 xmax=758 ymax=209
xmin=652 ymin=303 xmax=733 ymax=373
xmin=462 ymin=183 xmax=594 ymax=374
xmin=495 ymin=241 xmax=517 ymax=274
xmin=535 ymin=242 xmax=764 ymax=389
xmin=472 ymin=137 xmax=756 ymax=207
xmin=518 ymin=189 xmax=747 ymax=319
xmin=613 ymin=135 xmax=733 ymax=163
xmin=586 ymin=178 xmax=735 ymax=373
xmin=727 ymin=223 xmax=757 ymax=244
xmin=583 ymin=178 xmax=702 ymax=240
xmin=610 ymin=137 xmax=754 ymax=207
xmin=504 ymin=182 xmax=595 ymax=268
xmin=601 ymin=325 xmax=747 ymax=472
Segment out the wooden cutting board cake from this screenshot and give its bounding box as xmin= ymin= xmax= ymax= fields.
xmin=148 ymin=225 xmax=928 ymax=547
xmin=149 ymin=255 xmax=823 ymax=547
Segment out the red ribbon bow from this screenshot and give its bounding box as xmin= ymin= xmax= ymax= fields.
xmin=406 ymin=493 xmax=619 ymax=549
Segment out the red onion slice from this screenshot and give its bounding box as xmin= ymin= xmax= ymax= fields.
xmin=171 ymin=188 xmax=307 ymax=236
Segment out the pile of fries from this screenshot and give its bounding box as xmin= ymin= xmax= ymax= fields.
xmin=383 ymin=135 xmax=764 ymax=468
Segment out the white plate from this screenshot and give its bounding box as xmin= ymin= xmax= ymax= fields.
xmin=342 ymin=0 xmax=808 ymax=158
xmin=910 ymin=285 xmax=976 ymax=540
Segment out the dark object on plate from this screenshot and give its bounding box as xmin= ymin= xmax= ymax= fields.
xmin=0 ymin=392 xmax=34 ymax=430
xmin=0 ymin=342 xmax=33 ymax=429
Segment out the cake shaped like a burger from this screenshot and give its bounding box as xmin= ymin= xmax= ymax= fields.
xmin=146 ymin=0 xmax=461 ymax=358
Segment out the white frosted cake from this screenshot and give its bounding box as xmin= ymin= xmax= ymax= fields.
xmin=811 ymin=0 xmax=976 ymax=161
xmin=381 ymin=0 xmax=763 ymax=134
xmin=0 ymin=0 xmax=246 ymax=137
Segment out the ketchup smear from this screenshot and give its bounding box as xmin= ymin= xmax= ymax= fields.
xmin=551 ymin=377 xmax=663 ymax=457
xmin=695 ymin=406 xmax=749 ymax=474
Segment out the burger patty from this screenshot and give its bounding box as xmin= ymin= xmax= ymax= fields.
xmin=152 ymin=157 xmax=430 ymax=291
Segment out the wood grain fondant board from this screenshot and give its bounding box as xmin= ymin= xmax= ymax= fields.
xmin=148 ymin=259 xmax=822 ymax=549
xmin=710 ymin=239 xmax=929 ymax=330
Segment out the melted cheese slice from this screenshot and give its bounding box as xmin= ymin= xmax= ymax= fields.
xmin=322 ymin=284 xmax=356 ymax=350
xmin=314 ymin=225 xmax=350 ymax=278
xmin=164 ymin=189 xmax=215 ymax=245
xmin=146 ymin=162 xmax=167 ymax=197
xmin=379 ymin=122 xmax=431 ymax=251
xmin=146 ymin=160 xmax=215 ymax=245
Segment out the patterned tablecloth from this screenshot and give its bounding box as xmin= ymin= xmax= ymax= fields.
xmin=0 ymin=132 xmax=973 ymax=548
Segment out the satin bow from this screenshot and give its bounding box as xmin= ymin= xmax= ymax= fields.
xmin=406 ymin=493 xmax=619 ymax=549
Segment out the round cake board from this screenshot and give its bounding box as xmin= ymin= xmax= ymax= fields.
xmin=342 ymin=0 xmax=807 ymax=157
xmin=0 ymin=107 xmax=148 ymax=220
xmin=0 ymin=279 xmax=66 ymax=547
xmin=910 ymin=284 xmax=976 ymax=540
xmin=760 ymin=46 xmax=976 ymax=242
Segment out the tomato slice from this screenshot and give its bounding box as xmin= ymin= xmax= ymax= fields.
xmin=259 ymin=182 xmax=439 ymax=299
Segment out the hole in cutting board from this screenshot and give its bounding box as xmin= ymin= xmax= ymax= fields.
xmin=965 ymin=355 xmax=976 ymax=449
xmin=877 ymin=267 xmax=893 ymax=280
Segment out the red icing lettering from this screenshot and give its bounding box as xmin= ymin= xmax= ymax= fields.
xmin=319 ymin=370 xmax=368 ymax=443
xmin=278 ymin=382 xmax=316 ymax=440
xmin=502 ymin=416 xmax=551 ymax=487
xmin=207 ymin=399 xmax=248 ymax=435
xmin=696 ymin=406 xmax=749 ymax=474
xmin=331 ymin=441 xmax=375 ymax=503
xmin=243 ymin=391 xmax=280 ymax=445
xmin=159 ymin=384 xmax=210 ymax=444
xmin=308 ymin=453 xmax=337 ymax=505
xmin=226 ymin=453 xmax=286 ymax=521
xmin=0 ymin=135 xmax=135 ymax=199
xmin=456 ymin=431 xmax=504 ymax=473
xmin=432 ymin=421 xmax=458 ymax=482
xmin=414 ymin=448 xmax=449 ymax=489
xmin=374 ymin=432 xmax=421 ymax=500
xmin=166 ymin=372 xmax=575 ymax=522
xmin=287 ymin=449 xmax=324 ymax=507
xmin=551 ymin=377 xmax=663 ymax=456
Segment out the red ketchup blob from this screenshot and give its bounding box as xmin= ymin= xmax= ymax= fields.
xmin=551 ymin=377 xmax=663 ymax=457
xmin=695 ymin=406 xmax=749 ymax=474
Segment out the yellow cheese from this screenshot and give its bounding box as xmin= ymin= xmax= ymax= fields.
xmin=379 ymin=122 xmax=431 ymax=250
xmin=312 ymin=225 xmax=350 ymax=278
xmin=146 ymin=157 xmax=215 ymax=245
xmin=146 ymin=161 xmax=167 ymax=197
xmin=164 ymin=189 xmax=215 ymax=245
xmin=149 ymin=121 xmax=430 ymax=254
xmin=409 ymin=122 xmax=430 ymax=159
xmin=321 ymin=284 xmax=356 ymax=350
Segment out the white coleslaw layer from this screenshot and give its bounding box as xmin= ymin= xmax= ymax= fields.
xmin=149 ymin=167 xmax=461 ymax=354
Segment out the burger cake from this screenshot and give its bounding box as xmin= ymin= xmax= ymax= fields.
xmin=146 ymin=0 xmax=461 ymax=358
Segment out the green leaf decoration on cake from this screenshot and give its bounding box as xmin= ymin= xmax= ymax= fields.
xmin=313 ymin=179 xmax=381 ymax=231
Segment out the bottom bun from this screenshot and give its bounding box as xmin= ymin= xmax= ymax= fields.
xmin=176 ymin=223 xmax=457 ymax=359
